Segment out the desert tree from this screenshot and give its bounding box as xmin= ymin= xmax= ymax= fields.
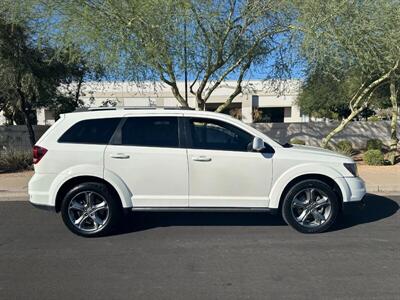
xmin=297 ymin=68 xmax=395 ymax=121
xmin=0 ymin=14 xmax=94 ymax=145
xmin=295 ymin=0 xmax=400 ymax=154
xmin=12 ymin=0 xmax=295 ymax=112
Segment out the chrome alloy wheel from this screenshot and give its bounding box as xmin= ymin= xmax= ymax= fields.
xmin=290 ymin=188 xmax=332 ymax=228
xmin=67 ymin=191 xmax=110 ymax=233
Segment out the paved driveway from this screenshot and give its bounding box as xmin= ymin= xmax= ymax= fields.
xmin=0 ymin=194 xmax=398 ymax=299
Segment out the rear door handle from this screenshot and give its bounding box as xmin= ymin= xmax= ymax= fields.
xmin=192 ymin=156 xmax=212 ymax=162
xmin=110 ymin=153 xmax=130 ymax=159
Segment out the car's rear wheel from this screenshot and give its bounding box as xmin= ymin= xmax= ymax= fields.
xmin=282 ymin=179 xmax=339 ymax=233
xmin=60 ymin=182 xmax=122 ymax=237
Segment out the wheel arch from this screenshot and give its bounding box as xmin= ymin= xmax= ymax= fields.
xmin=276 ymin=174 xmax=344 ymax=212
xmin=268 ymin=164 xmax=350 ymax=210
xmin=55 ymin=176 xmax=123 ymax=213
xmin=48 ymin=164 xmax=133 ymax=212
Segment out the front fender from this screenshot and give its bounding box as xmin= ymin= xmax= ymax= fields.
xmin=268 ymin=163 xmax=350 ymax=209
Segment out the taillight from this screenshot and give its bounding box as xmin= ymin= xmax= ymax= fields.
xmin=33 ymin=145 xmax=48 ymax=164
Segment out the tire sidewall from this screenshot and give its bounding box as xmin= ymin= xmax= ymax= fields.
xmin=60 ymin=182 xmax=121 ymax=237
xmin=282 ymin=179 xmax=339 ymax=233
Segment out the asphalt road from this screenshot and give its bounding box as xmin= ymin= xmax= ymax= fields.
xmin=0 ymin=194 xmax=399 ymax=300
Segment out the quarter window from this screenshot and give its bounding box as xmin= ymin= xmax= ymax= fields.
xmin=189 ymin=118 xmax=253 ymax=152
xmin=58 ymin=118 xmax=121 ymax=144
xmin=120 ymin=117 xmax=179 ymax=148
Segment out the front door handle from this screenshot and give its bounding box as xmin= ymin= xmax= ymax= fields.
xmin=192 ymin=156 xmax=212 ymax=162
xmin=110 ymin=153 xmax=130 ymax=159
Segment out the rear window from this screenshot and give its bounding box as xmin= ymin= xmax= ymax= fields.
xmin=118 ymin=116 xmax=179 ymax=148
xmin=58 ymin=118 xmax=121 ymax=144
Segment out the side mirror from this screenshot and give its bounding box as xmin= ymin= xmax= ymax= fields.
xmin=252 ymin=137 xmax=265 ymax=152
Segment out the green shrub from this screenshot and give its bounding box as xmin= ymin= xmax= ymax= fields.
xmin=363 ymin=149 xmax=384 ymax=165
xmin=0 ymin=149 xmax=33 ymax=172
xmin=335 ymin=140 xmax=353 ymax=156
xmin=290 ymin=138 xmax=306 ymax=145
xmin=366 ymin=139 xmax=383 ymax=151
xmin=367 ymin=115 xmax=380 ymax=122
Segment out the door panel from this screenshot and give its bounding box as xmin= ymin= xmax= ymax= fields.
xmin=188 ymin=149 xmax=272 ymax=207
xmin=105 ymin=145 xmax=188 ymax=207
xmin=104 ymin=116 xmax=188 ymax=207
xmin=186 ymin=117 xmax=273 ymax=207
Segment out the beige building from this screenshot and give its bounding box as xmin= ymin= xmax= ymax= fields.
xmin=2 ymin=80 xmax=307 ymax=125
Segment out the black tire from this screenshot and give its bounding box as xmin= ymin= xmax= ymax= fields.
xmin=61 ymin=182 xmax=122 ymax=237
xmin=282 ymin=179 xmax=339 ymax=233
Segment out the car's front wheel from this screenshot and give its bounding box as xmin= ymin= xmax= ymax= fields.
xmin=282 ymin=179 xmax=339 ymax=233
xmin=60 ymin=182 xmax=122 ymax=237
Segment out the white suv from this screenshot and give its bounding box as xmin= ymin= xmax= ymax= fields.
xmin=29 ymin=108 xmax=366 ymax=236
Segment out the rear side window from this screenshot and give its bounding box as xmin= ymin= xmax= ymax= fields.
xmin=119 ymin=117 xmax=179 ymax=148
xmin=58 ymin=118 xmax=121 ymax=144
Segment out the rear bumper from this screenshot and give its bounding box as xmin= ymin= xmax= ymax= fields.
xmin=28 ymin=173 xmax=56 ymax=208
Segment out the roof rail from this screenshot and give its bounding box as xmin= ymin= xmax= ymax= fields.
xmin=79 ymin=106 xmax=195 ymax=111
xmin=73 ymin=107 xmax=115 ymax=112
xmin=87 ymin=107 xmax=117 ymax=111
xmin=121 ymin=106 xmax=195 ymax=111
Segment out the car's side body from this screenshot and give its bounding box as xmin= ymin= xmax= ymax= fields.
xmin=29 ymin=108 xmax=366 ymax=235
xmin=29 ymin=109 xmax=365 ymax=213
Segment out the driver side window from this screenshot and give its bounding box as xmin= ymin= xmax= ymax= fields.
xmin=188 ymin=118 xmax=253 ymax=152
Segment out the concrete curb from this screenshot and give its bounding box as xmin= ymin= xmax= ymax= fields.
xmin=0 ymin=197 xmax=28 ymax=202
xmin=365 ymin=185 xmax=400 ymax=194
xmin=0 ymin=192 xmax=29 ymax=201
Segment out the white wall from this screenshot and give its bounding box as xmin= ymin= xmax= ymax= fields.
xmin=0 ymin=80 xmax=303 ymax=125
xmin=76 ymin=80 xmax=302 ymax=123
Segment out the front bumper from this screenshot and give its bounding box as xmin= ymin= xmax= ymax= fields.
xmin=344 ymin=176 xmax=367 ymax=202
xmin=336 ymin=176 xmax=367 ymax=212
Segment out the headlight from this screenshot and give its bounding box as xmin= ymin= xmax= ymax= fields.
xmin=344 ymin=163 xmax=358 ymax=177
